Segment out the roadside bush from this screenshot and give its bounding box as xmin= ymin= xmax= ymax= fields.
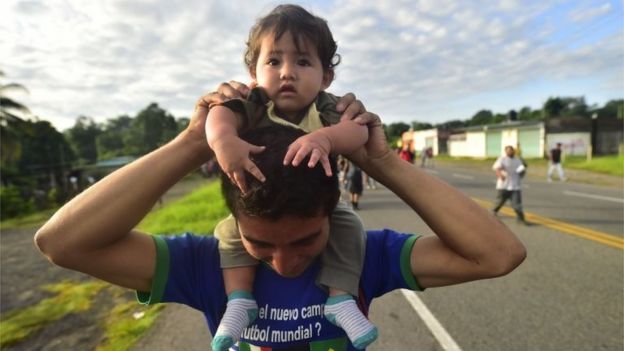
xmin=0 ymin=185 xmax=35 ymax=219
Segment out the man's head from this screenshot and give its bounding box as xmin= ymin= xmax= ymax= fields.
xmin=556 ymin=142 xmax=562 ymax=149
xmin=244 ymin=4 xmax=340 ymax=119
xmin=220 ymin=125 xmax=340 ymax=276
xmin=504 ymin=145 xmax=516 ymax=158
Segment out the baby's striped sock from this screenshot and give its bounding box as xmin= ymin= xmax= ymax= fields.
xmin=324 ymin=295 xmax=378 ymax=349
xmin=211 ymin=291 xmax=258 ymax=351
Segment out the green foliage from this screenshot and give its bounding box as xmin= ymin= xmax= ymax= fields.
xmin=1 ymin=71 xmax=31 ymax=167
xmin=66 ymin=116 xmax=101 ymax=164
xmin=596 ymin=99 xmax=624 ymax=119
xmin=436 ymin=119 xmax=466 ymax=130
xmin=0 ymin=280 xmax=107 ymax=347
xmin=126 ymin=103 xmax=178 ymax=155
xmin=96 ymin=301 xmax=164 ymax=351
xmin=543 ymin=96 xmax=589 ymax=118
xmin=0 ymin=208 xmax=56 ymax=230
xmin=411 ymin=121 xmax=433 ymax=131
xmin=138 ymin=181 xmax=228 ymax=235
xmin=97 ymin=115 xmax=133 ymax=158
xmin=468 ymin=109 xmax=493 ymax=126
xmin=0 ymin=185 xmax=34 ymax=218
xmin=385 ymin=122 xmax=411 ymax=139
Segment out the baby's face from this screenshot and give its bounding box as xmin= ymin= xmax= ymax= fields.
xmin=253 ymin=31 xmax=331 ymax=120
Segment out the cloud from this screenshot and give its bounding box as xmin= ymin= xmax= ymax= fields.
xmin=2 ymin=0 xmax=622 ymax=131
xmin=569 ymin=2 xmax=613 ymax=22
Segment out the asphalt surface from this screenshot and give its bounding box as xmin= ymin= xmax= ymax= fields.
xmin=133 ymin=164 xmax=624 ymax=351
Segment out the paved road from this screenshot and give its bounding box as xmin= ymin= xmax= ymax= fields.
xmin=364 ymin=165 xmax=623 ymax=351
xmin=134 ymin=165 xmax=624 ymax=351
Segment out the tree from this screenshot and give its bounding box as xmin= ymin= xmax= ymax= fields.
xmin=468 ymin=109 xmax=493 ymax=126
xmin=563 ymin=97 xmax=589 ymax=118
xmin=97 ymin=115 xmax=133 ymax=159
xmin=436 ymin=119 xmax=466 ymax=130
xmin=66 ymin=116 xmax=101 ymax=164
xmin=411 ymin=121 xmax=433 ymax=131
xmin=127 ymin=103 xmax=178 ymax=155
xmin=385 ymin=122 xmax=411 ymax=139
xmin=0 ymin=70 xmax=31 ymax=166
xmin=596 ymin=99 xmax=624 ymax=119
xmin=15 ymin=120 xmax=75 ymax=191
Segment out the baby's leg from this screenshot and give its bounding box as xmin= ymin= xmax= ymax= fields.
xmin=212 ymin=215 xmax=259 ymax=351
xmin=320 ymin=202 xmax=378 ymax=349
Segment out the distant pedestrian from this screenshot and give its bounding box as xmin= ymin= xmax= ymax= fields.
xmin=420 ymin=146 xmax=434 ymax=168
xmin=547 ymin=142 xmax=567 ymax=182
xmin=399 ymin=144 xmax=414 ymax=163
xmin=492 ymin=145 xmax=528 ymax=225
xmin=347 ymin=162 xmax=363 ymax=210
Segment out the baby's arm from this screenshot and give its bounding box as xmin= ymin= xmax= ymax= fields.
xmin=205 ymin=106 xmax=265 ymax=193
xmin=284 ymin=120 xmax=368 ymax=176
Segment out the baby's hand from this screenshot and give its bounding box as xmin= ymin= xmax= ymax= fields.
xmin=212 ymin=135 xmax=265 ymax=194
xmin=283 ymin=131 xmax=333 ymax=176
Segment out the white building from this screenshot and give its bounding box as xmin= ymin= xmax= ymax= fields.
xmin=447 ymin=121 xmax=546 ymax=158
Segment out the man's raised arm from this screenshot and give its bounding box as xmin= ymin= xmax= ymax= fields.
xmin=34 ymin=96 xmax=215 ymax=292
xmin=348 ymin=113 xmax=526 ymax=289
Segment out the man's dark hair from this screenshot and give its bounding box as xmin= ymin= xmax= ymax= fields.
xmin=244 ymin=4 xmax=341 ymax=76
xmin=221 ymin=125 xmax=340 ymax=221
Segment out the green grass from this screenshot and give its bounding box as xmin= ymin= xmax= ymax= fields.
xmin=96 ymin=300 xmax=165 ymax=351
xmin=435 ymin=154 xmax=623 ymax=176
xmin=138 ymin=181 xmax=229 ymax=235
xmin=0 ymin=280 xmax=107 ymax=347
xmin=0 ymin=208 xmax=57 ymax=230
xmin=565 ymin=155 xmax=624 ymax=176
xmin=1 ymin=180 xmax=230 ymax=349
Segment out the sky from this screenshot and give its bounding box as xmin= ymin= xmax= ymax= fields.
xmin=1 ymin=0 xmax=623 ymax=131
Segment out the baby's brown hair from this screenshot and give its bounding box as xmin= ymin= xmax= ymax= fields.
xmin=244 ymin=4 xmax=341 ymax=77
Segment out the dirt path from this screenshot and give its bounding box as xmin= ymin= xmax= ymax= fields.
xmin=0 ymin=176 xmax=212 ymax=351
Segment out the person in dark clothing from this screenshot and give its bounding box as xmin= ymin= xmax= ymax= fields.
xmin=547 ymin=143 xmax=567 ymax=182
xmin=347 ymin=162 xmax=363 ymax=210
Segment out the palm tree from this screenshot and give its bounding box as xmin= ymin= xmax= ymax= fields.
xmin=1 ymin=70 xmax=31 ymax=165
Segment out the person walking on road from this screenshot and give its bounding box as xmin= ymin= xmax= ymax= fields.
xmin=347 ymin=161 xmax=363 ymax=210
xmin=492 ymin=145 xmax=528 ymax=225
xmin=547 ymin=142 xmax=567 ymax=182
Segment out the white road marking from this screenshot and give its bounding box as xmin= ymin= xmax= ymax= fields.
xmin=563 ymin=190 xmax=624 ymax=204
xmin=452 ymin=173 xmax=474 ymax=180
xmin=401 ymin=290 xmax=462 ymax=351
xmin=426 ymin=169 xmax=439 ymax=175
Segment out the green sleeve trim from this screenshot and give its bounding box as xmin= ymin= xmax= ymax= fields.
xmin=136 ymin=235 xmax=170 ymax=305
xmin=400 ymin=234 xmax=424 ymax=291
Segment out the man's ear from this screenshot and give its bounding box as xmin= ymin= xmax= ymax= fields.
xmin=321 ymin=70 xmax=334 ymax=90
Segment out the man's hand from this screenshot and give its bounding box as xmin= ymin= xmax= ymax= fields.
xmin=208 ymin=81 xmax=254 ymax=105
xmin=283 ymin=130 xmax=333 ymax=176
xmin=211 ymin=134 xmax=265 ymax=194
xmin=347 ymin=112 xmax=391 ymax=169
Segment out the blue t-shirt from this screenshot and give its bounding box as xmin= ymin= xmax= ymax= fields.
xmin=137 ymin=229 xmax=422 ymax=350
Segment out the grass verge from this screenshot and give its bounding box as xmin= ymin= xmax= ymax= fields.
xmin=565 ymin=155 xmax=623 ymax=176
xmin=1 ymin=181 xmax=229 ymax=349
xmin=0 ymin=280 xmax=107 ymax=347
xmin=138 ymin=180 xmax=229 ymax=235
xmin=96 ymin=299 xmax=165 ymax=351
xmin=0 ymin=209 xmax=57 ymax=231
